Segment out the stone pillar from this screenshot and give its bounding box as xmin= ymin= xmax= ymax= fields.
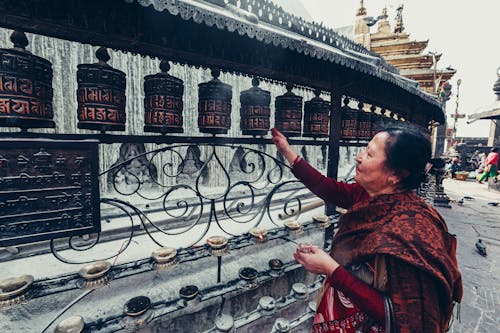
xmin=434 ymin=123 xmax=447 ymax=157
xmin=425 ymin=158 xmax=451 ymax=208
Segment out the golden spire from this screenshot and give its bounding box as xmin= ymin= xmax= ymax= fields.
xmin=377 ymin=6 xmax=391 ymax=34
xmin=394 ymin=4 xmax=404 ymax=33
xmin=357 ymin=0 xmax=367 ymax=16
xmin=381 ymin=6 xmax=388 ymax=19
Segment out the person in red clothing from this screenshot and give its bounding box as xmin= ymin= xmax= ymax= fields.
xmin=271 ymin=126 xmax=462 ymax=333
xmin=477 ymin=147 xmax=499 ymax=183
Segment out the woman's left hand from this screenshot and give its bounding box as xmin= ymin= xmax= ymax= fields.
xmin=294 ymin=245 xmax=340 ymax=278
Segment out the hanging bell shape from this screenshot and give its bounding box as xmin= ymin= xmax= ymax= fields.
xmin=303 ymin=89 xmax=330 ymax=138
xmin=0 ymin=31 xmax=54 ymax=129
xmin=76 ymin=47 xmax=126 ymax=132
xmin=144 ymin=60 xmax=184 ymax=134
xmin=198 ymin=69 xmax=232 ymax=135
xmin=275 ymin=83 xmax=302 ymax=137
xmin=240 ymin=77 xmax=271 ymax=136
xmin=357 ymin=102 xmax=372 ymax=140
xmin=340 ymin=97 xmax=357 ymax=140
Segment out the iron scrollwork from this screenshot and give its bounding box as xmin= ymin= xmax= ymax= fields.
xmin=49 ymin=143 xmax=309 ymax=264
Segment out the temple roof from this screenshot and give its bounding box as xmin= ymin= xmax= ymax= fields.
xmin=384 ymin=53 xmax=441 ymax=69
xmin=0 ymin=0 xmax=445 ymax=123
xmin=469 ymin=70 xmax=500 ymax=120
xmin=401 ymin=68 xmax=456 ymax=77
xmin=371 ymin=40 xmax=429 ymax=56
xmin=468 ymin=101 xmax=500 ymax=120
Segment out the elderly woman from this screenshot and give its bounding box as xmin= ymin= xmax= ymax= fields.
xmin=271 ymin=127 xmax=462 ymax=333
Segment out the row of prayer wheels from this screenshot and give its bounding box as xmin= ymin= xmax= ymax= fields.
xmin=341 ymin=98 xmax=400 ymax=141
xmin=0 ymin=31 xmax=399 ymax=139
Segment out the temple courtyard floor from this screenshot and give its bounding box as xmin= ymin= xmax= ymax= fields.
xmin=439 ymin=178 xmax=499 ymax=333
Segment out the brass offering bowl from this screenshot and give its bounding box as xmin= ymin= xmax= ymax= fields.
xmin=151 ymin=247 xmax=178 ymax=270
xmin=239 ymin=267 xmax=259 ymax=290
xmin=206 ymin=235 xmax=229 ymax=256
xmin=239 ymin=267 xmax=258 ymax=281
xmin=248 ymin=227 xmax=267 ymax=243
xmin=179 ymin=285 xmax=199 ymax=301
xmin=259 ymin=296 xmax=276 ymax=316
xmin=312 ymin=214 xmax=330 ymax=229
xmin=284 ymin=220 xmax=302 ymax=235
xmin=292 ymin=283 xmax=308 ymax=300
xmin=53 ymin=315 xmax=85 ymax=333
xmin=268 ymin=259 xmax=284 ymax=277
xmin=0 ymin=274 xmax=34 ymax=309
xmin=123 ymin=296 xmax=154 ymax=331
xmin=77 ymin=261 xmax=111 ymax=289
xmin=124 ymin=296 xmax=151 ymax=317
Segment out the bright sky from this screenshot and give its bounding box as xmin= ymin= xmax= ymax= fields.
xmin=291 ymin=0 xmax=499 ymax=138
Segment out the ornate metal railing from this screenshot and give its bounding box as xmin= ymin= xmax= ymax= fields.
xmin=34 ymin=141 xmax=324 ymax=264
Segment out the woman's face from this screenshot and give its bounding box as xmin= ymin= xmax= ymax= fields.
xmin=355 ymin=132 xmax=397 ymax=196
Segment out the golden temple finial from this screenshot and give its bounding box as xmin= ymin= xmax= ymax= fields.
xmin=394 ymin=4 xmax=404 ymax=33
xmin=377 ymin=6 xmax=391 ymax=34
xmin=381 ymin=7 xmax=388 ymax=19
xmin=357 ymin=0 xmax=367 ymax=16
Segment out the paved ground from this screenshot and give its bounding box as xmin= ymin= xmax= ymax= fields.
xmin=437 ymin=178 xmax=500 ymax=333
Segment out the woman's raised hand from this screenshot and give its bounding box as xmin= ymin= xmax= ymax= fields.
xmin=271 ymin=128 xmax=298 ymax=165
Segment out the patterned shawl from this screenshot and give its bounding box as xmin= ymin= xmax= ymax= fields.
xmin=331 ymin=191 xmax=462 ymax=332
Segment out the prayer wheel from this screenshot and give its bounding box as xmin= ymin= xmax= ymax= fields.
xmin=239 ymin=77 xmax=270 ymax=136
xmin=77 ymin=47 xmax=126 ymax=131
xmin=198 ymin=69 xmax=232 ymax=134
xmin=303 ymin=89 xmax=330 ymax=138
xmin=275 ymin=83 xmax=302 ymax=137
xmin=340 ymin=97 xmax=357 ymax=140
xmin=143 ymin=60 xmax=184 ymax=134
xmin=0 ymin=31 xmax=54 ymax=129
xmin=370 ymin=105 xmax=381 ymax=137
xmin=357 ymin=102 xmax=372 ymax=140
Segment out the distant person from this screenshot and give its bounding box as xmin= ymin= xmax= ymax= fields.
xmin=477 ymin=147 xmax=499 ymax=184
xmin=449 ymin=156 xmax=462 ymax=178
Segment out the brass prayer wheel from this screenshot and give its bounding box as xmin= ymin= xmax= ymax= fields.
xmin=144 ymin=60 xmax=184 ymax=134
xmin=275 ymin=83 xmax=302 ymax=137
xmin=77 ymin=47 xmax=126 ymax=131
xmin=370 ymin=105 xmax=381 ymax=137
xmin=240 ymin=77 xmax=270 ymax=136
xmin=340 ymin=97 xmax=357 ymax=140
xmin=303 ymin=89 xmax=330 ymax=138
xmin=198 ymin=68 xmax=232 ymax=134
xmin=357 ymin=102 xmax=372 ymax=140
xmin=0 ymin=31 xmax=54 ymax=129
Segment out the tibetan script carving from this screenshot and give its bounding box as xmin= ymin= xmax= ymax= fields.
xmin=0 ymin=139 xmax=100 ymax=246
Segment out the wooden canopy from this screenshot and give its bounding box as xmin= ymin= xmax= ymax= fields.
xmin=0 ymin=0 xmax=445 ymax=124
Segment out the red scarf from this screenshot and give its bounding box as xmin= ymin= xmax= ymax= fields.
xmin=331 ymin=191 xmax=462 ymax=331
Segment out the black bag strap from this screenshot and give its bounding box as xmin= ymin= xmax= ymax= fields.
xmin=383 ymin=295 xmax=398 ymax=333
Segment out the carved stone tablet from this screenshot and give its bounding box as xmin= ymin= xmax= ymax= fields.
xmin=0 ymin=139 xmax=100 ymax=246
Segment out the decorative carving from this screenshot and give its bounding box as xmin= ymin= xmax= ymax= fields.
xmin=0 ymin=139 xmax=100 ymax=247
xmin=176 ymin=145 xmax=206 ymax=185
xmin=107 ymin=143 xmax=158 ymax=189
